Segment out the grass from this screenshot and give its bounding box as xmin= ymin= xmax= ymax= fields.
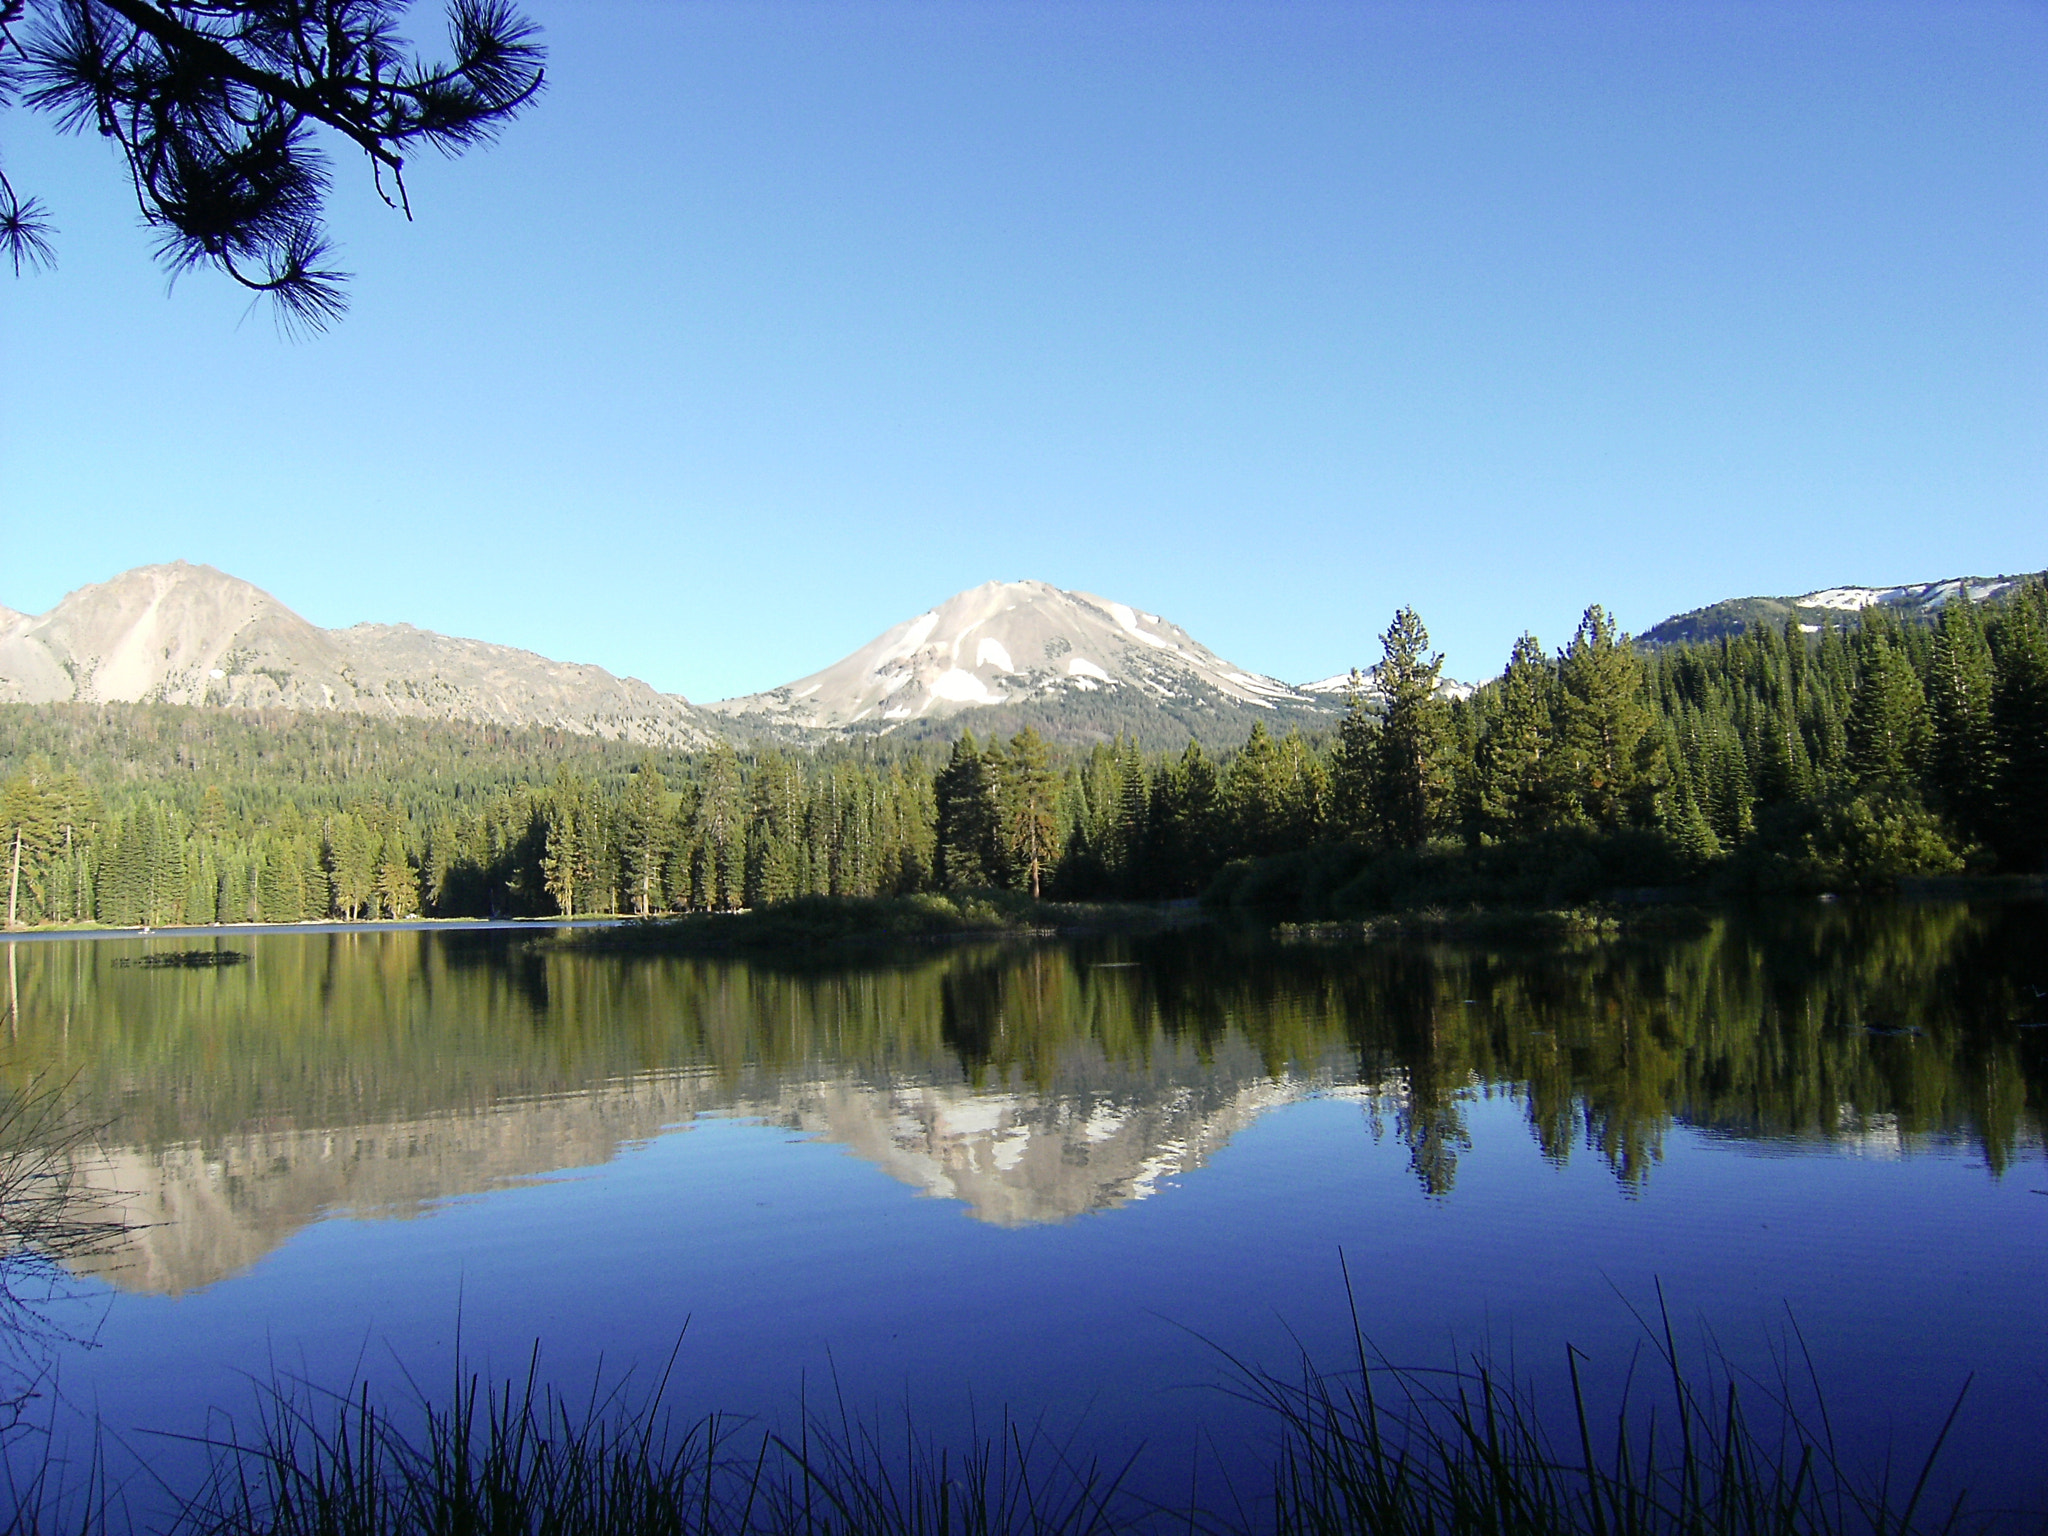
xmin=1224 ymin=1278 xmax=1994 ymax=1536
xmin=150 ymin=1346 xmax=1133 ymax=1536
xmin=4 ymin=1296 xmax=2015 ymax=1536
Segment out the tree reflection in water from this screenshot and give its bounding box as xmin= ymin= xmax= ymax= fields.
xmin=0 ymin=899 xmax=2040 ymax=1291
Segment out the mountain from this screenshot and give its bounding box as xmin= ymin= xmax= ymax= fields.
xmin=72 ymin=1040 xmax=1380 ymax=1294
xmin=706 ymin=579 xmax=1337 ymax=748
xmin=1639 ymin=572 xmax=2041 ymax=649
xmin=0 ymin=562 xmax=718 ymax=747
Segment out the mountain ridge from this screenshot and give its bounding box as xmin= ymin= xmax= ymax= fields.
xmin=0 ymin=562 xmax=719 ymax=748
xmin=5 ymin=562 xmax=2035 ymax=750
xmin=1637 ymin=572 xmax=2041 ymax=649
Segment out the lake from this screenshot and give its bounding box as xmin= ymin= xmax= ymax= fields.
xmin=2 ymin=901 xmax=2045 ymax=1527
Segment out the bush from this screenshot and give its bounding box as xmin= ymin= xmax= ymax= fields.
xmin=1727 ymin=792 xmax=1967 ymax=894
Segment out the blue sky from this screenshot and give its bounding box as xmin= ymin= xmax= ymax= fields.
xmin=3 ymin=0 xmax=2043 ymax=701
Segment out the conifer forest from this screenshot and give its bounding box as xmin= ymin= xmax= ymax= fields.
xmin=2 ymin=582 xmax=2044 ymax=930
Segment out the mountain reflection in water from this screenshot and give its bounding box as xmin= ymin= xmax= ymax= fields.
xmin=4 ymin=900 xmax=2044 ymax=1296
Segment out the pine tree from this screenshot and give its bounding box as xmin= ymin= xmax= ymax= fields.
xmin=1990 ymin=581 xmax=2048 ymax=871
xmin=1327 ymin=671 xmax=1378 ymax=841
xmin=378 ymin=833 xmax=420 ymax=918
xmin=329 ymin=812 xmax=379 ymax=920
xmin=1114 ymin=733 xmax=1149 ymax=887
xmin=1 ymin=764 xmax=62 ymax=928
xmin=619 ymin=762 xmax=674 ymax=916
xmin=1149 ymin=741 xmax=1219 ymax=897
xmin=1371 ymin=607 xmax=1452 ymax=849
xmin=1224 ymin=721 xmax=1288 ymax=858
xmin=541 ymin=771 xmax=600 ymax=918
xmin=935 ymin=733 xmax=1001 ymax=890
xmin=1843 ymin=615 xmax=1931 ymax=789
xmin=998 ymin=728 xmax=1058 ymax=898
xmin=1474 ymin=635 xmax=1555 ymax=841
xmin=1555 ymin=605 xmax=1654 ymax=830
xmin=1924 ymin=597 xmax=1998 ymax=843
xmin=690 ymin=747 xmax=747 ymax=911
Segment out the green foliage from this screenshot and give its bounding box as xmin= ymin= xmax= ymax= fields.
xmin=1206 ymin=828 xmax=1694 ymax=918
xmin=1990 ymin=581 xmax=2048 ymax=871
xmin=1844 ymin=614 xmax=1932 ymax=787
xmin=1731 ymin=791 xmax=1965 ymax=893
xmin=1 ymin=581 xmax=2042 ymax=926
xmin=1472 ymin=634 xmax=1556 ymax=841
xmin=1555 ymin=605 xmax=1657 ymax=829
xmin=1370 ymin=607 xmax=1453 ymax=849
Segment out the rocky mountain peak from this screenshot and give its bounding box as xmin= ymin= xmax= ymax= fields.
xmin=706 ymin=577 xmax=1313 ymax=733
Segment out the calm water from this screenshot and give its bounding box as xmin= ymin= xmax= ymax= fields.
xmin=3 ymin=903 xmax=2046 ymax=1523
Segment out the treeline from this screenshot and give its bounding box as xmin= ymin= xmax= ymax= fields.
xmin=1 ymin=581 xmax=2043 ymax=928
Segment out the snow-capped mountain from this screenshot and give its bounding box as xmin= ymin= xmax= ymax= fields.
xmin=0 ymin=562 xmax=718 ymax=747
xmin=706 ymin=579 xmax=1323 ymax=735
xmin=1640 ymin=571 xmax=2041 ymax=648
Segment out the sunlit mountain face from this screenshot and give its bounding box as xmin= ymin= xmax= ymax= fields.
xmin=704 ymin=579 xmax=1323 ymax=732
xmin=0 ymin=562 xmax=718 ymax=746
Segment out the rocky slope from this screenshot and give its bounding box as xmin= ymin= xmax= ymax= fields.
xmin=705 ymin=579 xmax=1337 ymax=745
xmin=0 ymin=562 xmax=718 ymax=747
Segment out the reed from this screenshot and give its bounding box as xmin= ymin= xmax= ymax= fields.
xmin=168 ymin=1347 xmax=1133 ymax=1536
xmin=1231 ymin=1281 xmax=1985 ymax=1536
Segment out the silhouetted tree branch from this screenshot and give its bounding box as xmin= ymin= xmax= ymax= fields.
xmin=1 ymin=0 xmax=544 ymax=327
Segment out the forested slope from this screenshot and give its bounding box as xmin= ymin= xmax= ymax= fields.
xmin=2 ymin=581 xmax=2042 ymax=929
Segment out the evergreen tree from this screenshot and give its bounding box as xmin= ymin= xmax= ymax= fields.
xmin=690 ymin=747 xmax=747 ymax=910
xmin=1148 ymin=741 xmax=1220 ymax=897
xmin=1473 ymin=635 xmax=1555 ymax=841
xmin=935 ymin=732 xmax=1001 ymax=889
xmin=541 ymin=771 xmax=600 ymax=918
xmin=1114 ymin=733 xmax=1150 ymax=887
xmin=1 ymin=764 xmax=63 ymax=928
xmin=619 ymin=762 xmax=674 ymax=916
xmin=1924 ymin=597 xmax=1999 ymax=845
xmin=1327 ymin=671 xmax=1378 ymax=842
xmin=1990 ymin=582 xmax=2048 ymax=871
xmin=1370 ymin=607 xmax=1452 ymax=849
xmin=329 ymin=812 xmax=379 ymax=920
xmin=1555 ymin=605 xmax=1654 ymax=830
xmin=378 ymin=833 xmax=420 ymax=918
xmin=1224 ymin=721 xmax=1289 ymax=859
xmin=1843 ymin=616 xmax=1931 ymax=789
xmin=998 ymin=728 xmax=1058 ymax=898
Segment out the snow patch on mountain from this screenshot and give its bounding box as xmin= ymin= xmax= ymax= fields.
xmin=1796 ymin=578 xmax=2019 ymax=613
xmin=707 ymin=579 xmax=1323 ymax=732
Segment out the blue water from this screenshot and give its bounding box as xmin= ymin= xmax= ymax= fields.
xmin=4 ymin=915 xmax=2045 ymax=1525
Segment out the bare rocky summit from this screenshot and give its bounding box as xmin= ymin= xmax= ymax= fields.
xmin=706 ymin=578 xmax=1328 ymax=740
xmin=0 ymin=562 xmax=718 ymax=747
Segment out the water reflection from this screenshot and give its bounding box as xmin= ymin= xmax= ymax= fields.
xmin=3 ymin=900 xmax=2044 ymax=1294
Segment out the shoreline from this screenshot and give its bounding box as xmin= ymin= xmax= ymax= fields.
xmin=0 ymin=915 xmax=634 ymax=944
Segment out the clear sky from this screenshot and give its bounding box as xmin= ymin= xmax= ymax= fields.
xmin=3 ymin=0 xmax=2043 ymax=701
